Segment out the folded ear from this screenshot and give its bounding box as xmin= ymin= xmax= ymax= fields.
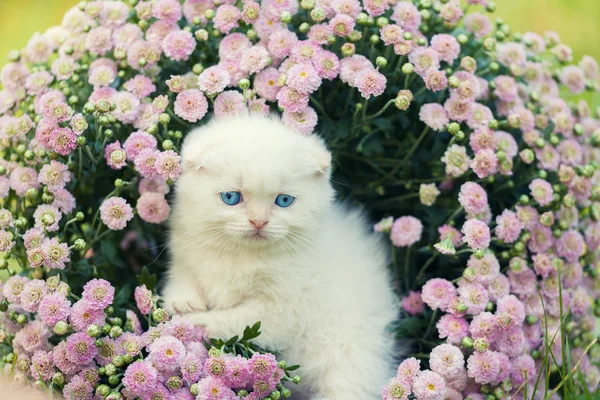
xmin=181 ymin=127 xmax=217 ymax=172
xmin=304 ymin=136 xmax=332 ymax=175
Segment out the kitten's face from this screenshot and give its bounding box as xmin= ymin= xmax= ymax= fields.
xmin=175 ymin=117 xmax=333 ymax=252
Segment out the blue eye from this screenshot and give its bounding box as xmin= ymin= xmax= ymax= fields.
xmin=275 ymin=194 xmax=295 ymax=208
xmin=221 ymin=191 xmax=242 ymax=206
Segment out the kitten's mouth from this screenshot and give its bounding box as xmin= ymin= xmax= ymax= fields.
xmin=249 ymin=230 xmax=268 ymax=240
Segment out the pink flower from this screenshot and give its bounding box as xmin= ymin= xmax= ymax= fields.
xmin=464 ymin=13 xmax=492 ymax=38
xmin=196 ymin=376 xmax=237 ymax=400
xmin=470 ymin=149 xmax=498 ymax=179
xmin=391 ymin=216 xmax=422 ymax=247
xmin=329 ymin=14 xmax=355 ymax=37
xmin=66 ymin=332 xmax=98 ymax=364
xmin=419 ymin=103 xmax=449 ymax=131
xmin=431 ymin=34 xmax=461 ymax=64
xmin=148 ymin=335 xmax=186 ymax=372
xmin=469 ymin=127 xmax=496 ymax=153
xmin=135 ymin=285 xmax=154 ymax=315
xmin=556 ymin=229 xmax=584 ymax=262
xmin=467 ymin=253 xmax=500 ymax=285
xmin=248 ymin=353 xmax=278 ymax=379
xmin=444 ymin=95 xmax=473 ymax=123
xmin=123 ymin=360 xmax=159 ymax=397
xmin=495 ymin=210 xmax=523 ymax=244
xmin=38 ymin=160 xmax=70 ymax=192
xmin=123 ymin=131 xmax=158 ymax=162
xmin=153 ymin=0 xmax=183 ymax=22
xmin=137 ymin=192 xmax=171 ymax=224
xmin=354 ymin=69 xmax=387 ymax=99
xmin=214 ymin=5 xmax=241 ymax=34
xmin=100 ymin=197 xmax=134 ymax=230
xmin=82 ymin=279 xmax=115 ymax=310
xmin=412 ymin=370 xmax=446 ymax=400
xmin=396 ymin=357 xmax=421 ymax=385
xmin=382 ymin=377 xmax=410 ymax=400
xmin=10 ymin=166 xmax=39 ymax=196
xmin=402 ymin=291 xmax=425 ymax=316
xmin=467 ymin=351 xmax=500 ymax=384
xmin=198 ymin=66 xmax=231 ymax=95
xmin=429 ymin=344 xmax=465 ymax=380
xmin=254 ymin=67 xmax=282 ymax=101
xmin=436 ymin=314 xmax=469 ymax=345
xmin=239 ymin=46 xmax=270 ymax=74
xmin=424 ymin=69 xmax=448 ymax=93
xmin=391 ymin=1 xmax=421 ymax=33
xmin=461 ymin=219 xmax=490 ymax=250
xmin=156 ymin=150 xmax=182 ymax=181
xmin=282 ymin=107 xmax=318 ymax=135
xmin=409 ymin=47 xmax=440 ymax=78
xmin=174 ymin=89 xmax=209 ymax=123
xmin=458 ymin=182 xmax=488 ymax=216
xmin=182 ymin=353 xmax=206 ymax=385
xmin=134 ymin=149 xmax=160 ymax=177
xmin=421 ymin=278 xmax=456 ymax=311
xmin=63 ymin=375 xmax=93 ymax=400
xmin=509 ymin=354 xmax=536 ymax=386
xmin=493 ymin=75 xmax=519 ymax=102
xmin=85 ymin=26 xmax=113 ymax=56
xmin=30 ymin=350 xmax=55 ymax=381
xmin=139 ymin=176 xmax=170 ymax=195
xmin=112 ymin=91 xmax=141 ymax=124
xmin=104 ymin=141 xmax=127 ymax=170
xmin=42 ymin=237 xmax=71 ymax=269
xmin=529 ymin=178 xmax=554 ymax=206
xmin=364 ymin=0 xmax=389 ymax=17
xmin=214 ymin=90 xmax=248 ymax=117
xmin=277 ymin=86 xmax=309 ymax=113
xmin=458 ymin=282 xmax=489 ymax=315
xmin=50 ymin=127 xmax=77 ymax=156
xmin=33 ymin=204 xmax=62 ymax=232
xmin=124 ymin=75 xmax=157 ymax=98
xmin=286 ymin=63 xmax=322 ymax=94
xmin=20 ymin=279 xmax=48 ymax=313
xmin=162 ymin=30 xmax=196 ymax=61
xmin=38 ymin=293 xmax=71 ymax=327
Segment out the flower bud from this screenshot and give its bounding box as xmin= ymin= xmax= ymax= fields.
xmin=97 ymin=385 xmax=111 ymax=397
xmin=448 ymin=76 xmax=460 ymax=89
xmin=394 ymin=90 xmax=413 ymax=111
xmin=341 ymin=43 xmax=355 ymax=57
xmin=463 ymin=267 xmax=476 ymax=281
xmin=16 ymin=314 xmax=27 ymax=325
xmin=473 ymin=337 xmax=489 ymax=352
xmin=280 ymin=11 xmax=292 ymax=23
xmin=401 ymin=63 xmax=414 ymax=74
xmin=519 ymin=149 xmax=534 ymax=164
xmin=153 ymin=308 xmax=168 ymax=323
xmin=54 ymin=321 xmax=69 ymax=335
xmin=106 ymin=392 xmax=122 ymax=400
xmin=292 ymin=376 xmax=301 ymax=384
xmin=281 ymin=389 xmax=292 ymax=398
xmin=110 ymin=326 xmax=123 ymax=339
xmin=301 ymin=0 xmax=315 ymax=10
xmin=562 ymin=193 xmax=576 ymax=208
xmin=195 ymin=29 xmax=209 ymax=41
xmin=87 ymin=324 xmax=101 ymax=338
xmin=369 ymin=34 xmax=380 ymax=45
xmin=460 ymin=57 xmax=477 ymax=73
xmin=310 ymin=8 xmax=325 ymax=22
xmin=52 ymin=372 xmax=65 ymax=386
xmin=166 ymin=376 xmax=183 ymax=391
xmin=162 ymin=140 xmax=174 ymax=151
xmin=461 ymin=337 xmax=474 ymax=349
xmin=104 ymin=363 xmax=117 ymax=376
xmin=539 ymin=212 xmax=554 ymax=227
xmin=375 ymin=57 xmax=387 ymax=68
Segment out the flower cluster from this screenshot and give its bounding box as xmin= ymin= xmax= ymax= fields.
xmin=0 ymin=0 xmax=600 ymax=398
xmin=0 ymin=276 xmax=298 ymax=399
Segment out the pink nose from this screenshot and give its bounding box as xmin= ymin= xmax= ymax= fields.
xmin=249 ymin=220 xmax=269 ymax=230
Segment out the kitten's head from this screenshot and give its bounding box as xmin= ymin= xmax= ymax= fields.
xmin=174 ymin=115 xmax=333 ymax=253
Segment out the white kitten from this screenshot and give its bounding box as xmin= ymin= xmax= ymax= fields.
xmin=162 ymin=115 xmax=399 ymax=400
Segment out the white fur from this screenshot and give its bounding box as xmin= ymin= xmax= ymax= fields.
xmin=162 ymin=115 xmax=398 ymax=400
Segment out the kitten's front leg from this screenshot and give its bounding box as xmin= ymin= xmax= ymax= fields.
xmin=161 ymin=271 xmax=208 ymax=315
xmin=185 ymin=300 xmax=281 ymax=349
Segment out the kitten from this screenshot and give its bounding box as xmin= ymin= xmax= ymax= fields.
xmin=162 ymin=115 xmax=399 ymax=400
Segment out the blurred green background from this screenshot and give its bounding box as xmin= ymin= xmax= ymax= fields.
xmin=1 ymin=0 xmax=600 ymax=65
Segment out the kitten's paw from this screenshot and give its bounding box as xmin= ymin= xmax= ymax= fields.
xmin=163 ymin=297 xmax=207 ymax=315
xmin=184 ymin=312 xmax=227 ymax=339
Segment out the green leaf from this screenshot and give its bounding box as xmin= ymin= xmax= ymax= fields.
xmin=136 ymin=266 xmax=158 ymax=291
xmin=285 ymin=365 xmax=300 ymax=371
xmin=225 ymin=335 xmax=239 ymax=346
xmin=241 ymin=321 xmax=261 ymax=341
xmin=114 ymin=284 xmax=131 ymax=307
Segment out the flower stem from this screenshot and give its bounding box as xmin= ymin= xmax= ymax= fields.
xmin=401 ymin=126 xmax=430 ymax=162
xmin=414 ymin=253 xmax=439 ymax=285
xmin=404 ymin=247 xmax=411 ymax=292
xmin=424 ymin=309 xmax=439 ymax=339
xmin=364 ymin=99 xmax=395 ymax=121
